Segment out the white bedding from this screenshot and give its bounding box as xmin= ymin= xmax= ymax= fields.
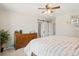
xmin=24 ymin=36 xmax=79 ymax=56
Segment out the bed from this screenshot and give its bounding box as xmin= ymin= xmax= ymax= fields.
xmin=24 ymin=36 xmax=79 ymax=56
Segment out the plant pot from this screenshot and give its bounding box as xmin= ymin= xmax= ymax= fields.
xmin=1 ymin=43 xmax=7 ymax=52
xmin=1 ymin=48 xmax=4 ymax=52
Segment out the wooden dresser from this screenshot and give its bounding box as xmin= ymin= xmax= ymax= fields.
xmin=14 ymin=33 xmax=37 ymax=49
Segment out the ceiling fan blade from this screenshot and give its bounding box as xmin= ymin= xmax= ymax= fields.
xmin=52 ymin=6 xmax=60 ymax=9
xmin=38 ymin=8 xmax=46 ymax=9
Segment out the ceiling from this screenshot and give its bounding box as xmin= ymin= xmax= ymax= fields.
xmin=0 ymin=3 xmax=79 ymax=17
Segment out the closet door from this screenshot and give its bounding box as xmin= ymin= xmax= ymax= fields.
xmin=49 ymin=23 xmax=53 ymax=35
xmin=38 ymin=22 xmax=41 ymax=37
xmin=41 ymin=22 xmax=49 ymax=37
xmin=38 ymin=18 xmax=56 ymax=37
xmin=49 ymin=20 xmax=56 ymax=35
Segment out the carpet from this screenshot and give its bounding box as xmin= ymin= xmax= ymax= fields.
xmin=1 ymin=48 xmax=26 ymax=56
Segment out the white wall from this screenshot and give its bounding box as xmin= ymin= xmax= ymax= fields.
xmin=0 ymin=10 xmax=55 ymax=48
xmin=1 ymin=9 xmax=79 ymax=48
xmin=0 ymin=10 xmax=38 ymax=48
xmin=56 ymin=13 xmax=79 ymax=38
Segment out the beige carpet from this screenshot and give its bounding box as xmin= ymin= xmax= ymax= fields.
xmin=1 ymin=48 xmax=26 ymax=56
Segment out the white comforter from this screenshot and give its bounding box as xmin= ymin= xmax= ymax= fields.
xmin=24 ymin=36 xmax=79 ymax=56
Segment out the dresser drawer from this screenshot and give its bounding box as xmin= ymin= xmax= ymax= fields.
xmin=14 ymin=33 xmax=37 ymax=49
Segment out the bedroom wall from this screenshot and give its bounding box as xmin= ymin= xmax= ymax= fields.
xmin=0 ymin=10 xmax=38 ymax=48
xmin=1 ymin=9 xmax=79 ymax=48
xmin=56 ymin=13 xmax=79 ymax=38
xmin=0 ymin=10 xmax=12 ymax=48
xmin=0 ymin=10 xmax=55 ymax=48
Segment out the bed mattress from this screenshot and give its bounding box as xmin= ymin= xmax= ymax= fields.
xmin=24 ymin=36 xmax=79 ymax=56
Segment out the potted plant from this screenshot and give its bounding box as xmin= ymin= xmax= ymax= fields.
xmin=0 ymin=30 xmax=9 ymax=52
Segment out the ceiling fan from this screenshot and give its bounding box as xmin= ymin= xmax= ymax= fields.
xmin=38 ymin=4 xmax=60 ymax=13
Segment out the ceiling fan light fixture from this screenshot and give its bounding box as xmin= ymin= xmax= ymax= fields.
xmin=46 ymin=4 xmax=54 ymax=9
xmin=43 ymin=10 xmax=53 ymax=14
